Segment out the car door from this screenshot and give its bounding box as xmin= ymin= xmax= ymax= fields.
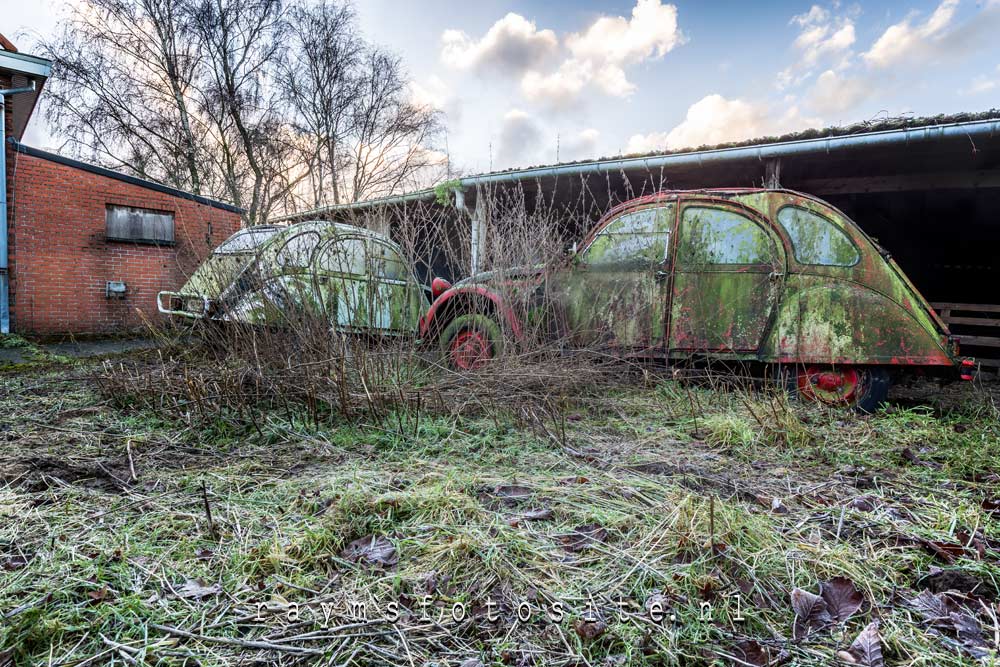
xmin=668 ymin=201 xmax=785 ymax=353
xmin=313 ymin=236 xmax=370 ymax=331
xmin=366 ymin=240 xmax=425 ymax=334
xmin=554 ymin=204 xmax=675 ymax=352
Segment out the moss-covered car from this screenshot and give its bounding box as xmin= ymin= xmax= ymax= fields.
xmin=158 ymin=221 xmax=429 ymax=334
xmin=420 ymin=189 xmax=972 ymax=411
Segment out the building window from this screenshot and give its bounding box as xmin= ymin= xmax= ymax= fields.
xmin=106 ymin=205 xmax=175 ymax=244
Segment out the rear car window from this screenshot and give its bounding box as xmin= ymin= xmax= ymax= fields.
xmin=315 ymin=238 xmax=368 ymax=275
xmin=678 ymin=207 xmax=771 ymax=264
xmin=369 ymin=242 xmax=408 ymax=281
xmin=276 ymin=231 xmax=321 ymax=268
xmin=777 ymin=206 xmax=860 ymax=267
xmin=215 ymin=227 xmax=280 ymax=255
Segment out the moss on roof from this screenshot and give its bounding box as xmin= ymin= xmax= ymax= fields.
xmin=484 ymin=110 xmax=1000 ymax=176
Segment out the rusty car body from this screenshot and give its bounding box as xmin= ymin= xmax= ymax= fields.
xmin=420 ymin=189 xmax=971 ymax=410
xmin=158 ymin=221 xmax=428 ymax=335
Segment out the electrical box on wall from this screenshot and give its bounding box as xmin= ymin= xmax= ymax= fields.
xmin=105 ymin=281 xmax=127 ymax=298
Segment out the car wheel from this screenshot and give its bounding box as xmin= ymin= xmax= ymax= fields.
xmin=785 ymin=364 xmax=890 ymax=413
xmin=440 ymin=314 xmax=503 ymax=370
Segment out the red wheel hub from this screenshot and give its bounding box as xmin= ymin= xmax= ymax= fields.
xmin=450 ymin=330 xmax=491 ymax=370
xmin=798 ymin=365 xmax=862 ymax=405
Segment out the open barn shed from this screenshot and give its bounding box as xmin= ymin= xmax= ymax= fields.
xmin=274 ymin=113 xmax=1000 ymax=368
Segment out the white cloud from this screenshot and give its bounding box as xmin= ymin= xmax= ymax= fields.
xmin=806 ymin=69 xmax=871 ymax=114
xmin=497 ymin=109 xmax=544 ymax=168
xmin=559 ymin=128 xmax=600 ymax=162
xmin=777 ymin=4 xmax=856 ymax=90
xmin=565 ymin=0 xmax=684 ymax=66
xmin=626 ymin=94 xmax=819 ymax=153
xmin=440 ymin=13 xmax=558 ymax=75
xmin=521 ymin=0 xmax=684 ymax=107
xmin=410 ymin=76 xmax=462 ymax=124
xmin=962 ymin=65 xmax=1000 ymax=94
xmin=862 ymin=0 xmax=959 ymax=68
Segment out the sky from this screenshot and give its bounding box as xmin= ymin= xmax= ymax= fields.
xmin=6 ymin=0 xmax=1000 ymax=176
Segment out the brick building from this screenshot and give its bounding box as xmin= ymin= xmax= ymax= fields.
xmin=1 ymin=36 xmax=242 ymax=335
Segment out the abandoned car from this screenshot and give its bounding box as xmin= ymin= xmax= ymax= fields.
xmin=420 ymin=189 xmax=971 ymax=411
xmin=158 ymin=221 xmax=429 ymax=334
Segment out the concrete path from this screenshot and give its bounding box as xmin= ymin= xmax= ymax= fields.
xmin=0 ymin=337 xmax=158 ymax=365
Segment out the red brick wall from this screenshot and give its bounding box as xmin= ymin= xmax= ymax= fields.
xmin=8 ymin=152 xmax=242 ymax=334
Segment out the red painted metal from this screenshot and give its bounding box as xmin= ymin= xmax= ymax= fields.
xmin=798 ymin=365 xmax=861 ymax=405
xmin=419 ymin=285 xmax=523 ymax=339
xmin=431 ymin=277 xmax=452 ymax=299
xmin=450 ymin=330 xmax=491 ymax=370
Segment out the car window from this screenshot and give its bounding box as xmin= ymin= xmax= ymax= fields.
xmin=369 ymin=242 xmax=408 ymax=281
xmin=777 ymin=206 xmax=860 ymax=267
xmin=315 ymin=237 xmax=368 ymax=275
xmin=276 ymin=231 xmax=321 ymax=268
xmin=678 ymin=207 xmax=772 ymax=264
xmin=214 ymin=227 xmax=279 ymax=255
xmin=583 ymin=206 xmax=673 ymax=267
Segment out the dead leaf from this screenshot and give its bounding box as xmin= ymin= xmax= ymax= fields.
xmin=1 ymin=555 xmax=28 ymax=571
xmin=176 ymin=578 xmax=222 ymax=599
xmin=790 ymin=587 xmax=832 ymax=639
xmin=730 ymin=639 xmax=773 ymax=666
xmin=848 ymin=496 xmax=876 ymax=512
xmin=493 ymin=484 xmax=532 ymax=502
xmin=573 ymin=618 xmax=607 ymax=640
xmin=909 ymin=590 xmax=991 ymax=659
xmin=558 ymin=524 xmax=608 ymax=553
xmin=340 ymin=535 xmax=398 ymax=567
xmin=87 ymin=585 xmax=110 ymax=604
xmin=836 ymin=620 xmax=884 ymax=666
xmin=820 ymin=577 xmax=864 ymax=623
xmin=922 ymin=539 xmax=969 ymax=564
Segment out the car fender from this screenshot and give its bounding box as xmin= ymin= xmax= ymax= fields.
xmin=762 ymin=276 xmax=954 ymax=366
xmin=419 ymin=285 xmax=523 ymax=340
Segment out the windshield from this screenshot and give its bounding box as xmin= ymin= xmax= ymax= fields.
xmin=214 ymin=227 xmax=280 ymax=255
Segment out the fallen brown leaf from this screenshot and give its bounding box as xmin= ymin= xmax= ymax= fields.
xmin=340 ymin=535 xmax=398 ymax=568
xmin=836 ymin=620 xmax=883 ymax=666
xmin=790 ymin=587 xmax=832 ymax=639
xmin=820 ymin=577 xmax=864 ymax=623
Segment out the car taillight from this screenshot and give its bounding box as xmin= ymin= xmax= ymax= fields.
xmin=431 ymin=277 xmax=452 ymax=300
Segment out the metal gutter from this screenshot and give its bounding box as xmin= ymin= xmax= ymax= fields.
xmin=0 ymin=51 xmax=52 ymax=79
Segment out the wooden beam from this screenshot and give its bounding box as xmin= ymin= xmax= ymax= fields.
xmin=796 ymin=171 xmax=1000 ymax=195
xmin=954 ymin=335 xmax=1000 ymax=348
xmin=941 ymin=315 xmax=1000 ymax=327
xmin=932 ymin=302 xmax=1000 ymax=314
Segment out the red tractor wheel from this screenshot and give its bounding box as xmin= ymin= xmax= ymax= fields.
xmin=439 ymin=314 xmax=503 ymax=370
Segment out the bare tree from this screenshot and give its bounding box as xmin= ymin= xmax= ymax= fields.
xmin=346 ymin=48 xmax=445 ymax=202
xmin=41 ymin=0 xmax=206 ymax=193
xmin=282 ymin=4 xmax=445 ymax=207
xmin=40 ymin=0 xmax=448 ymax=223
xmin=189 ymin=0 xmax=288 ymax=225
xmin=282 ymin=0 xmax=361 ymax=208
